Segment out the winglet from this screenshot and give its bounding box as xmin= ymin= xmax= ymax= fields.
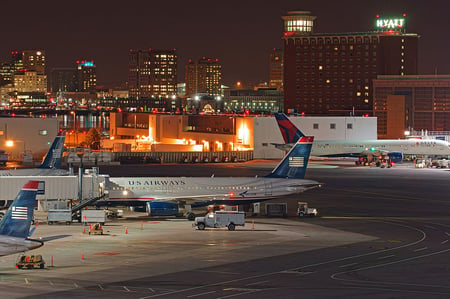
xmin=0 ymin=180 xmax=39 ymax=238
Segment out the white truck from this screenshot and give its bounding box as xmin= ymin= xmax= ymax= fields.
xmin=297 ymin=202 xmax=319 ymax=217
xmin=194 ymin=211 xmax=245 ymax=231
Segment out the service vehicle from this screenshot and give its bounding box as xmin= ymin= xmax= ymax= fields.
xmin=88 ymin=223 xmax=103 ymax=235
xmin=16 ymin=254 xmax=45 ymax=269
xmin=297 ymin=202 xmax=318 ymax=217
xmin=193 ymin=211 xmax=245 ymax=231
xmin=431 ymin=159 xmax=449 ymax=168
xmin=81 ymin=209 xmax=106 ymax=225
xmin=415 ymin=159 xmax=429 ymax=168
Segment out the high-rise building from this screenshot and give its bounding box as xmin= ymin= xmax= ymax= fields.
xmin=13 ymin=70 xmax=47 ymax=92
xmin=282 ymin=10 xmax=418 ymax=116
xmin=51 ymin=68 xmax=78 ymax=92
xmin=1 ymin=50 xmax=45 ymax=87
xmin=374 ymin=75 xmax=450 ymax=138
xmin=22 ymin=50 xmax=46 ymax=74
xmin=185 ymin=57 xmax=222 ymax=98
xmin=0 ymin=62 xmax=15 ymax=86
xmin=269 ymin=49 xmax=283 ymax=90
xmin=128 ymin=49 xmax=177 ymax=98
xmin=77 ymin=60 xmax=96 ymax=91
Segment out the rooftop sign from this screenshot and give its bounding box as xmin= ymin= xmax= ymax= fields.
xmin=375 ymin=14 xmax=406 ymax=32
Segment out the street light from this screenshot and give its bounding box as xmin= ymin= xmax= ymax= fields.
xmin=5 ymin=139 xmax=26 ymax=162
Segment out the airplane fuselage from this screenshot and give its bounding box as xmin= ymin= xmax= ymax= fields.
xmin=107 ymin=177 xmax=320 ymax=205
xmin=0 ymin=236 xmax=43 ymax=256
xmin=277 ymin=139 xmax=450 ymax=157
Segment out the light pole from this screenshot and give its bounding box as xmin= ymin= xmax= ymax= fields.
xmin=70 ymin=111 xmax=77 ymax=147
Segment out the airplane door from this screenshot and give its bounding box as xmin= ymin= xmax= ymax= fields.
xmin=264 ymin=181 xmax=272 ymax=196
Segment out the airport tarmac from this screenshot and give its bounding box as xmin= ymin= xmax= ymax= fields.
xmin=0 ymin=160 xmax=449 ymax=298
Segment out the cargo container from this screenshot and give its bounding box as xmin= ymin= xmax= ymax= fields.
xmin=81 ymin=209 xmax=106 ymax=225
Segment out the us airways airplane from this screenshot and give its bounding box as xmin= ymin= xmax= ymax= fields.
xmin=104 ymin=136 xmax=321 ymax=219
xmin=0 ymin=132 xmax=67 ymax=176
xmin=0 ymin=180 xmax=43 ymax=256
xmin=274 ymin=113 xmax=450 ymax=165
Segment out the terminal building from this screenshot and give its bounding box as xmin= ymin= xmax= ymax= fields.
xmin=0 ymin=117 xmax=59 ymax=161
xmin=106 ymin=113 xmax=376 ymax=159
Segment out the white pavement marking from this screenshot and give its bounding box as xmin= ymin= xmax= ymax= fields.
xmin=413 ymin=247 xmax=428 ymax=252
xmin=378 ymin=255 xmax=396 ymax=260
xmin=246 ymin=280 xmax=269 ymax=286
xmin=195 ymin=270 xmax=240 ymax=275
xmin=339 ymin=262 xmax=358 ymax=268
xmin=441 ymin=239 xmax=448 ymax=244
xmin=186 ymin=290 xmax=216 ymax=297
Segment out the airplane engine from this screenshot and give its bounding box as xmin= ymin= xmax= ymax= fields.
xmin=146 ymin=202 xmax=179 ymax=216
xmin=388 ymin=152 xmax=403 ymax=163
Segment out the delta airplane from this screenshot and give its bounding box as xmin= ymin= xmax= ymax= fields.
xmin=104 ymin=136 xmax=321 ymax=219
xmin=0 ymin=132 xmax=67 ymax=176
xmin=274 ymin=113 xmax=450 ymax=165
xmin=0 ymin=180 xmax=43 ymax=256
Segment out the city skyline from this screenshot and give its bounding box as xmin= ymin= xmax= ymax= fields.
xmin=1 ymin=0 xmax=450 ymax=88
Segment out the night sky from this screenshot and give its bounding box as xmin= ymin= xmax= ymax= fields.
xmin=1 ymin=0 xmax=449 ymax=88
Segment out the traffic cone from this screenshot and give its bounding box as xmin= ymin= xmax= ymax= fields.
xmin=81 ymin=253 xmax=85 ymax=260
xmin=82 ymin=226 xmax=85 ymax=233
xmin=252 ymin=220 xmax=254 ymax=230
xmin=125 ymin=227 xmax=128 ymax=234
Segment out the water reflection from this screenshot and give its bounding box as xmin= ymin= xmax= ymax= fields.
xmin=58 ymin=112 xmax=110 ymax=134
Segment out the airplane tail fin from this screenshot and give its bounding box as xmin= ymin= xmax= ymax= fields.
xmin=266 ymin=136 xmax=314 ymax=179
xmin=38 ymin=132 xmax=65 ymax=169
xmin=0 ymin=181 xmax=39 ymax=238
xmin=274 ymin=112 xmax=305 ymax=144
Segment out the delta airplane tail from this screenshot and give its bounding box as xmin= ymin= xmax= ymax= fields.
xmin=266 ymin=136 xmax=314 ymax=179
xmin=38 ymin=132 xmax=65 ymax=169
xmin=0 ymin=181 xmax=39 ymax=238
xmin=274 ymin=112 xmax=305 ymax=144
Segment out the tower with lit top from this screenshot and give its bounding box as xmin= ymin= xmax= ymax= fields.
xmin=282 ymin=10 xmax=418 ymax=116
xmin=77 ymin=60 xmax=96 ymax=91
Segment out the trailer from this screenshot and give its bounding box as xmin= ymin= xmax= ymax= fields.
xmin=47 ymin=209 xmax=72 ymax=225
xmin=265 ymin=203 xmax=288 ymax=217
xmin=81 ymin=209 xmax=106 ymax=225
